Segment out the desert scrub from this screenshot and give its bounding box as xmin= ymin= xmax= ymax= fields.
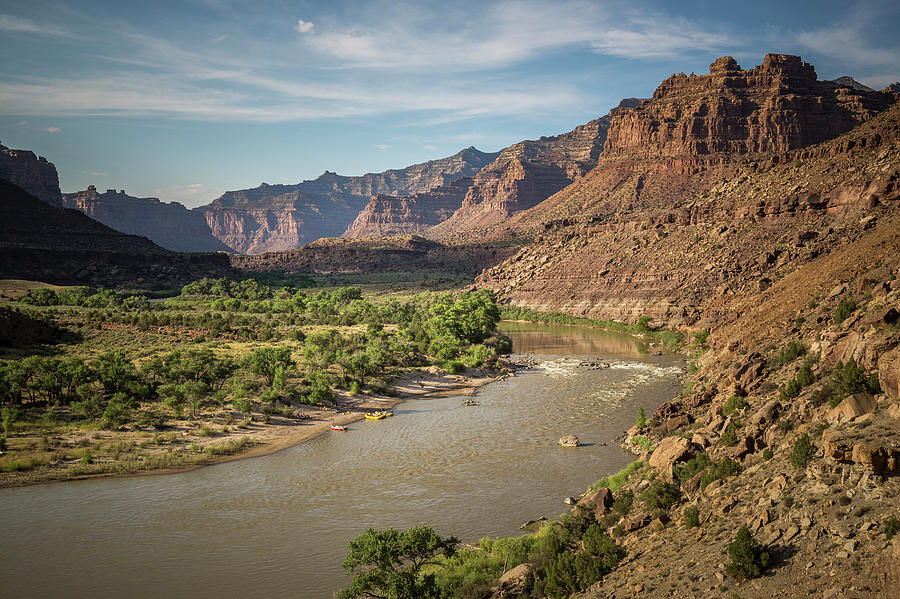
xmin=721 ymin=395 xmax=748 ymax=417
xmin=828 ymin=360 xmax=880 ymax=407
xmin=790 ymin=433 xmax=816 ymax=469
xmin=833 ymin=300 xmax=857 ymax=325
xmin=721 ymin=420 xmax=738 ymax=446
xmin=726 ymin=526 xmax=770 ymax=579
xmin=640 ymin=479 xmax=681 ymax=511
xmin=885 ymin=515 xmax=900 ymax=542
xmin=205 ymin=436 xmax=253 ymax=456
xmin=630 ymin=435 xmax=654 ymax=453
xmin=778 ymin=340 xmax=806 ymax=364
xmin=683 ymin=506 xmax=700 ymax=528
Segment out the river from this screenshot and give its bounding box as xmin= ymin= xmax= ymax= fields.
xmin=0 ymin=322 xmax=683 ymax=598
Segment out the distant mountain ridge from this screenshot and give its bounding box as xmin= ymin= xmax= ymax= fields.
xmin=62 ymin=186 xmax=231 ymax=253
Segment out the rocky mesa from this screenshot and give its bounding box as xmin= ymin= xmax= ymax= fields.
xmin=0 ymin=140 xmax=61 ymax=207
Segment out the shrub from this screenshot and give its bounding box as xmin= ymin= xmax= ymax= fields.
xmin=233 ymin=398 xmax=253 ymax=414
xmin=675 ymin=452 xmax=712 ymax=481
xmin=589 ymin=461 xmax=644 ymax=493
xmin=829 ymin=360 xmax=881 ymax=407
xmin=640 ymin=480 xmax=681 ymax=511
xmin=612 ymin=490 xmax=634 ymax=516
xmin=684 ymin=506 xmax=700 ymax=528
xmin=778 ymin=340 xmax=806 ymax=364
xmin=444 ymin=360 xmax=465 ymax=374
xmin=762 ymin=448 xmax=774 ymax=460
xmin=885 ymin=516 xmax=900 ymax=542
xmin=833 ymin=300 xmax=857 ymax=325
xmin=631 ymin=435 xmax=654 ymax=453
xmin=700 ymin=458 xmax=740 ymax=491
xmin=721 ymin=396 xmax=748 ymax=417
xmin=635 ymin=406 xmax=647 ymax=429
xmin=790 ymin=433 xmax=815 ymax=469
xmin=721 ymin=421 xmax=738 ymax=446
xmin=726 ymin=526 xmax=770 ymax=579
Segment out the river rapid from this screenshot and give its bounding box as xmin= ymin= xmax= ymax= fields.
xmin=0 ymin=322 xmax=683 ymax=598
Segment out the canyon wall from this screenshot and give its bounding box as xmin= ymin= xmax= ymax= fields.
xmin=0 ymin=141 xmax=61 ymax=207
xmin=62 ymin=186 xmax=231 ymax=253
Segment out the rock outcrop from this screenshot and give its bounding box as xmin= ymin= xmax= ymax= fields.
xmin=62 ymin=186 xmax=232 ymax=253
xmin=477 ymin=56 xmax=899 ymax=325
xmin=0 ymin=141 xmax=61 ymax=207
xmin=342 ymin=177 xmax=473 ymax=238
xmin=202 ymin=147 xmax=498 ymax=254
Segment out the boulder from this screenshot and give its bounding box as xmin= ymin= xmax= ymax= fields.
xmin=666 ymin=414 xmax=691 ymax=431
xmin=576 ymin=487 xmax=613 ymax=518
xmin=624 ymin=514 xmax=652 ymax=532
xmin=558 ymin=435 xmax=580 ymax=447
xmin=649 ymin=436 xmax=695 ymax=475
xmin=749 ymin=399 xmax=780 ymax=427
xmin=851 ymin=443 xmax=888 ymax=473
xmin=826 ymin=392 xmax=876 ymax=423
xmin=731 ymin=435 xmax=756 ymax=460
xmin=498 ymin=563 xmax=531 ymax=586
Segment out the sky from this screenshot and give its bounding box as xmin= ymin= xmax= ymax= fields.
xmin=1 ymin=0 xmax=898 ymax=208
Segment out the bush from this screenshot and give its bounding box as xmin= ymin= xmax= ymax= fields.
xmin=790 ymin=433 xmax=815 ymax=469
xmin=726 ymin=526 xmax=770 ymax=579
xmin=885 ymin=516 xmax=900 ymax=542
xmin=612 ymin=490 xmax=634 ymax=516
xmin=829 ymin=360 xmax=881 ymax=407
xmin=700 ymin=458 xmax=740 ymax=491
xmin=589 ymin=461 xmax=644 ymax=493
xmin=778 ymin=340 xmax=806 ymax=364
xmin=635 ymin=406 xmax=647 ymax=429
xmin=721 ymin=421 xmax=738 ymax=446
xmin=640 ymin=480 xmax=681 ymax=511
xmin=762 ymin=448 xmax=773 ymax=460
xmin=833 ymin=300 xmax=857 ymax=324
xmin=684 ymin=506 xmax=700 ymax=528
xmin=722 ymin=396 xmax=748 ymax=417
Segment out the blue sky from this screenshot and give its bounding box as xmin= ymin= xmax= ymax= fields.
xmin=1 ymin=0 xmax=898 ymax=207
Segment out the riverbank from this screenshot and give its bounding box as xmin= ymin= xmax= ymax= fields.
xmin=0 ymin=365 xmax=506 ymax=488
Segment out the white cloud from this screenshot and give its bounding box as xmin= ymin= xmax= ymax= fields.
xmin=423 ymin=144 xmax=437 ymax=150
xmin=209 ymin=34 xmax=229 ymax=44
xmin=89 ymin=171 xmax=109 ymax=177
xmin=294 ymin=19 xmax=315 ymax=34
xmin=44 ymin=126 xmax=61 ymax=133
xmin=0 ymin=14 xmax=70 ymax=36
xmin=373 ymin=144 xmax=391 ymax=151
xmin=17 ymin=120 xmax=27 ymax=126
xmin=793 ymin=22 xmax=900 ymax=87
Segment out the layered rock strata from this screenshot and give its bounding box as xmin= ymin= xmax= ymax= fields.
xmin=62 ymin=186 xmax=231 ymax=253
xmin=0 ymin=141 xmax=61 ymax=207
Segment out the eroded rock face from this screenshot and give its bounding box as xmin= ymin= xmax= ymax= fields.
xmin=428 ymin=103 xmax=640 ymax=236
xmin=604 ymin=54 xmax=895 ymax=158
xmin=201 ymin=147 xmax=498 ymax=254
xmin=342 ymin=177 xmax=473 ymax=238
xmin=62 ymin=186 xmax=231 ymax=253
xmin=0 ymin=141 xmax=61 ymax=207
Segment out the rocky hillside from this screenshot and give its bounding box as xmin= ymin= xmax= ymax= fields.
xmin=0 ymin=180 xmax=232 ymax=287
xmin=0 ymin=140 xmax=61 ymax=207
xmin=62 ymin=186 xmax=231 ymax=253
xmin=477 ymin=55 xmax=898 ymax=322
xmin=472 ymin=61 xmax=900 ymax=599
xmin=428 ymin=102 xmax=641 ymax=240
xmin=231 ymin=234 xmax=517 ymax=277
xmin=342 ymin=176 xmax=474 ymax=238
xmin=201 ymin=147 xmax=498 ymax=254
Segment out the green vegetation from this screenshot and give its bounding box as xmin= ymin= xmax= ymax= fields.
xmin=635 ymin=406 xmax=648 ymax=429
xmin=1 ymin=278 xmax=508 ymax=481
xmin=726 ymin=526 xmax=771 ymax=579
xmin=828 ymin=360 xmax=881 ymax=408
xmin=780 ymin=357 xmax=817 ymax=402
xmin=588 ymin=460 xmax=644 ymax=493
xmin=721 ymin=395 xmax=748 ymax=417
xmin=790 ymin=433 xmax=816 ymax=469
xmin=499 ymin=306 xmax=684 ymax=351
xmin=630 ymin=435 xmax=654 ymax=453
xmin=885 ymin=515 xmax=900 ymax=542
xmin=778 ymin=340 xmax=806 ymax=364
xmin=426 ymin=511 xmax=626 ymax=599
xmin=683 ymin=506 xmax=700 ymax=528
xmin=339 ymin=525 xmax=459 ymax=599
xmin=721 ymin=420 xmax=738 ymax=446
xmin=833 ymin=300 xmax=857 ymax=325
xmin=640 ymin=480 xmax=681 ymax=511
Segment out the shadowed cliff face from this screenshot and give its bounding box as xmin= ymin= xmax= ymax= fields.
xmin=0 ymin=142 xmax=61 ymax=207
xmin=62 ymin=186 xmax=232 ymax=253
xmin=200 ymin=147 xmax=499 ymax=254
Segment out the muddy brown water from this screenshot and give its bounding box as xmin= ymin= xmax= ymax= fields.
xmin=0 ymin=322 xmax=683 ymax=598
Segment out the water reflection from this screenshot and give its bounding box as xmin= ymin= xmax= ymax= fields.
xmin=499 ymin=321 xmax=648 ymax=357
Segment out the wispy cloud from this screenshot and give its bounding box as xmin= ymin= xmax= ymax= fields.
xmin=0 ymin=14 xmax=71 ymax=37
xmin=89 ymin=171 xmax=109 ymax=176
xmin=792 ymin=20 xmax=900 ymax=87
xmin=43 ymin=126 xmax=61 ymax=133
xmin=373 ymin=144 xmax=391 ymax=151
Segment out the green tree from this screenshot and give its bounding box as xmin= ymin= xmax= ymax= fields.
xmin=241 ymin=346 xmax=294 ymax=386
xmin=726 ymin=526 xmax=770 ymax=579
xmin=339 ymin=525 xmax=459 ymax=599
